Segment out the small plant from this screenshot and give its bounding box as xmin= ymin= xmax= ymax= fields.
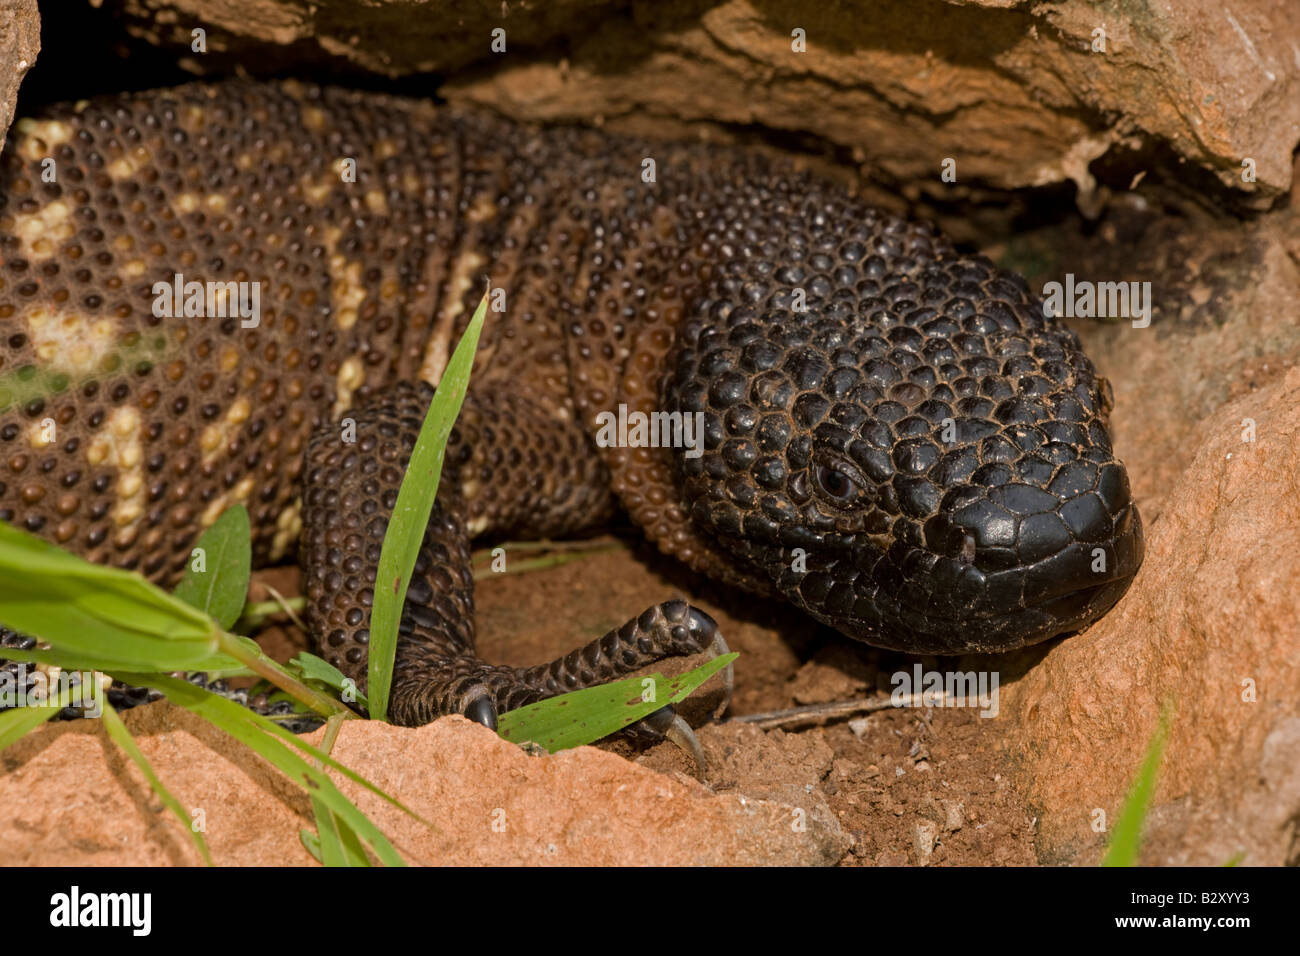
xmin=1101 ymin=701 xmax=1172 ymax=867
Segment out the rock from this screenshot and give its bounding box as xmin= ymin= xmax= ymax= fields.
xmin=456 ymin=0 xmax=1299 ymax=202
xmin=1000 ymin=367 xmax=1300 ymax=865
xmin=0 ymin=0 xmax=40 ymax=148
xmin=1038 ymin=208 xmax=1300 ymax=524
xmin=0 ymin=705 xmax=848 ymax=865
xmin=914 ymin=821 xmax=939 ymax=865
xmin=54 ymin=1 xmax=1295 ymax=206
xmin=111 ymin=0 xmax=619 ymax=78
xmin=944 ymin=800 xmax=965 ymax=834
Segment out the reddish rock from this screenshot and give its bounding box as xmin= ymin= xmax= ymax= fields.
xmin=0 ymin=0 xmax=40 ymax=148
xmin=74 ymin=1 xmax=1298 ymax=203
xmin=0 ymin=706 xmax=848 ymax=865
xmin=1001 ymin=367 xmax=1300 ymax=865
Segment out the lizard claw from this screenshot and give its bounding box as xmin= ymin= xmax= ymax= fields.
xmin=462 ymin=692 xmax=498 ymax=731
xmin=640 ymin=704 xmax=707 ymax=774
xmin=664 ymin=713 xmax=706 ymax=772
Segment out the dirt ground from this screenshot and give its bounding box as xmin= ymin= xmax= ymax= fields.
xmin=252 ymin=531 xmax=1040 ymax=867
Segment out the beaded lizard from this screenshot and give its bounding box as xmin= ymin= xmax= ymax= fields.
xmin=0 ymin=80 xmax=1143 ymax=730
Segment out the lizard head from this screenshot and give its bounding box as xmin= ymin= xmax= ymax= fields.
xmin=664 ymin=226 xmax=1143 ymax=655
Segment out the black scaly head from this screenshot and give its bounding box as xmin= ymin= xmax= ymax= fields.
xmin=663 ymin=183 xmax=1143 ymax=653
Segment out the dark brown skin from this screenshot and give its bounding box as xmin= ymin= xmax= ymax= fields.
xmin=0 ymin=80 xmax=1142 ymax=728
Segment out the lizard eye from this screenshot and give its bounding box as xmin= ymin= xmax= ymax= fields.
xmin=814 ymin=464 xmax=859 ymax=502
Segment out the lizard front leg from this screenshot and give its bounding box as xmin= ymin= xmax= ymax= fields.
xmin=301 ymin=381 xmax=728 ymax=730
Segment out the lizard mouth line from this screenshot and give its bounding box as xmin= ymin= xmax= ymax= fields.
xmin=1040 ymin=580 xmax=1122 ymax=622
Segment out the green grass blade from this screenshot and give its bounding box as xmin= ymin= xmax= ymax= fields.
xmin=307 ymin=714 xmax=372 ymax=866
xmin=101 ymin=700 xmax=214 ymax=866
xmin=1102 ymin=702 xmax=1174 ymax=867
xmin=0 ymin=521 xmax=218 ymax=669
xmin=0 ymin=642 xmax=244 ymax=678
xmin=288 ymin=652 xmax=369 ymax=708
xmin=497 ymin=652 xmax=737 ymax=752
xmin=173 ymin=504 xmax=252 ymax=630
xmin=121 ymin=671 xmax=432 ymax=836
xmin=368 ymin=293 xmax=487 ymax=721
xmin=311 ymin=797 xmax=372 ymax=867
xmin=300 ymin=827 xmax=324 ymax=863
xmin=113 ymin=672 xmax=407 ymax=866
xmin=311 ymin=797 xmax=347 ymax=867
xmin=0 ymin=639 xmax=244 ymax=676
xmin=213 ymin=630 xmax=350 ymax=718
xmin=0 ymin=684 xmax=78 ymax=750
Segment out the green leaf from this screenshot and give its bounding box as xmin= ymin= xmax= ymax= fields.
xmin=0 ymin=642 xmax=245 ymax=677
xmin=0 ymin=683 xmax=78 ymax=750
xmin=173 ymin=504 xmax=251 ymax=630
xmin=213 ymin=630 xmax=351 ymax=719
xmin=288 ymin=652 xmax=369 ymax=708
xmin=300 ymin=827 xmax=323 ymax=863
xmin=311 ymin=797 xmax=372 ymax=867
xmin=101 ymin=700 xmax=214 ymax=866
xmin=117 ymin=671 xmax=433 ymax=834
xmin=368 ymin=293 xmax=487 ymax=721
xmin=1102 ymin=701 xmax=1174 ymax=867
xmin=306 ymin=713 xmax=371 ymax=866
xmin=497 ymin=652 xmax=738 ymax=752
xmin=113 ymin=672 xmax=408 ymax=866
xmin=0 ymin=521 xmax=218 ymax=669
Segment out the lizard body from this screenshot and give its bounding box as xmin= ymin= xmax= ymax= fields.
xmin=0 ymin=81 xmax=1143 ymax=727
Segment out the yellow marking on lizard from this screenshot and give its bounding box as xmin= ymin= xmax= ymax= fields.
xmin=232 ymin=475 xmax=255 ymax=502
xmin=270 ymin=500 xmax=303 ymax=561
xmin=419 ymin=250 xmax=484 ymax=385
xmin=14 ymin=118 xmax=72 ymax=163
xmin=84 ymin=406 xmax=144 ymax=530
xmin=467 ymin=195 xmax=497 ymax=223
xmin=302 ymin=172 xmax=333 ymax=203
xmin=178 ymin=104 xmax=205 ymax=132
xmin=323 ymin=226 xmax=366 ymax=331
xmin=26 ymin=420 xmax=54 ymax=449
xmin=200 ymin=495 xmax=229 ymax=529
xmin=301 ymin=106 xmax=327 ymax=132
xmin=199 ymin=397 xmax=252 ymax=466
xmin=332 ymin=355 xmax=365 ymax=417
xmin=10 ymin=200 xmax=75 ymax=256
xmin=25 ymin=307 xmax=118 ymax=377
xmin=106 ymin=146 xmax=150 ymax=181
